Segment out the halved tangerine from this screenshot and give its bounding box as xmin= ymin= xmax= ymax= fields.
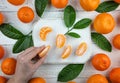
xmin=40 ymin=27 xmax=52 ymax=41
xmin=39 ymin=45 xmax=50 ymax=57
xmin=61 ymin=45 xmax=72 ymax=59
xmin=56 ymin=34 xmax=66 ymax=48
xmin=75 ymin=42 xmax=87 ymax=56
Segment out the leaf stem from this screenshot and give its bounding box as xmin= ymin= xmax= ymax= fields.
xmin=27 ymin=31 xmax=32 ymax=36
xmin=65 ymin=28 xmax=73 ymax=35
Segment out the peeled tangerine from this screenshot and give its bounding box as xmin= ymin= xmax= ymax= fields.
xmin=56 ymin=34 xmax=66 ymax=48
xmin=76 ymin=42 xmax=87 ymax=56
xmin=40 ymin=27 xmax=52 ymax=41
xmin=61 ymin=45 xmax=72 ymax=59
xmin=39 ymin=45 xmax=50 ymax=57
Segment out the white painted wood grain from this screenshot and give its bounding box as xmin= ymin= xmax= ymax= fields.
xmin=0 ymin=0 xmax=120 ymax=83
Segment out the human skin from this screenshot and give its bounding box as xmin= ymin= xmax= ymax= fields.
xmin=7 ymin=46 xmax=46 ymax=83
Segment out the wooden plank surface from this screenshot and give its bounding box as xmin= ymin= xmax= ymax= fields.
xmin=0 ymin=0 xmax=120 ymax=83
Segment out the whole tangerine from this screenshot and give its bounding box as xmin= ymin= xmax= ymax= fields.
xmin=109 ymin=68 xmax=120 ymax=83
xmin=0 ymin=45 xmax=5 ymax=59
xmin=93 ymin=13 xmax=115 ymax=34
xmin=28 ymin=77 xmax=46 ymax=83
xmin=0 ymin=13 xmax=4 ymax=25
xmin=0 ymin=76 xmax=7 ymax=83
xmin=92 ymin=53 xmax=111 ymax=71
xmin=1 ymin=58 xmax=17 ymax=75
xmin=114 ymin=0 xmax=120 ymax=3
xmin=87 ymin=74 xmax=108 ymax=83
xmin=51 ymin=0 xmax=68 ymax=8
xmin=17 ymin=6 xmax=34 ymax=23
xmin=112 ymin=34 xmax=120 ymax=50
xmin=7 ymin=0 xmax=25 ymax=6
xmin=80 ymin=0 xmax=100 ymax=11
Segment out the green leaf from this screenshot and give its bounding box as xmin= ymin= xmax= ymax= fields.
xmin=73 ymin=18 xmax=92 ymax=29
xmin=91 ymin=32 xmax=112 ymax=52
xmin=58 ymin=64 xmax=84 ymax=82
xmin=13 ymin=36 xmax=33 ymax=53
xmin=35 ymin=0 xmax=48 ymax=17
xmin=67 ymin=32 xmax=80 ymax=38
xmin=0 ymin=24 xmax=25 ymax=39
xmin=96 ymin=1 xmax=119 ymax=13
xmin=64 ymin=5 xmax=76 ymax=28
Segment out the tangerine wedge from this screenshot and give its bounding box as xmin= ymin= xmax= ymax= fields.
xmin=39 ymin=45 xmax=50 ymax=57
xmin=56 ymin=34 xmax=66 ymax=48
xmin=76 ymin=42 xmax=87 ymax=56
xmin=40 ymin=27 xmax=52 ymax=41
xmin=61 ymin=45 xmax=72 ymax=59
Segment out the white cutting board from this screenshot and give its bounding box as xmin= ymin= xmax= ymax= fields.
xmin=32 ymin=18 xmax=92 ymax=64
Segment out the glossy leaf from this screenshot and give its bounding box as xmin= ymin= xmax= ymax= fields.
xmin=64 ymin=5 xmax=76 ymax=28
xmin=73 ymin=18 xmax=92 ymax=29
xmin=67 ymin=32 xmax=80 ymax=38
xmin=13 ymin=36 xmax=33 ymax=53
xmin=35 ymin=0 xmax=48 ymax=17
xmin=58 ymin=64 xmax=84 ymax=82
xmin=91 ymin=32 xmax=112 ymax=52
xmin=0 ymin=23 xmax=25 ymax=39
xmin=96 ymin=1 xmax=119 ymax=13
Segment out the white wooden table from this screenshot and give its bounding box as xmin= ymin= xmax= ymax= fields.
xmin=0 ymin=0 xmax=120 ymax=83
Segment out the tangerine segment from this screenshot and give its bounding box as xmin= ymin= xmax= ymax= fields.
xmin=80 ymin=0 xmax=100 ymax=11
xmin=75 ymin=42 xmax=87 ymax=56
xmin=17 ymin=6 xmax=34 ymax=23
xmin=29 ymin=77 xmax=46 ymax=83
xmin=93 ymin=13 xmax=115 ymax=34
xmin=0 ymin=13 xmax=4 ymax=25
xmin=56 ymin=34 xmax=66 ymax=48
xmin=61 ymin=45 xmax=72 ymax=59
xmin=39 ymin=45 xmax=50 ymax=57
xmin=7 ymin=0 xmax=25 ymax=6
xmin=109 ymin=68 xmax=120 ymax=83
xmin=87 ymin=74 xmax=108 ymax=83
xmin=40 ymin=27 xmax=52 ymax=41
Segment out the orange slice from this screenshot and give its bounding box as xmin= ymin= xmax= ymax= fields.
xmin=39 ymin=45 xmax=50 ymax=57
xmin=61 ymin=45 xmax=72 ymax=59
xmin=40 ymin=27 xmax=52 ymax=41
xmin=56 ymin=34 xmax=66 ymax=48
xmin=75 ymin=42 xmax=87 ymax=56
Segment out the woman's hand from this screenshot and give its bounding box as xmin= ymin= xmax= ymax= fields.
xmin=7 ymin=46 xmax=46 ymax=83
